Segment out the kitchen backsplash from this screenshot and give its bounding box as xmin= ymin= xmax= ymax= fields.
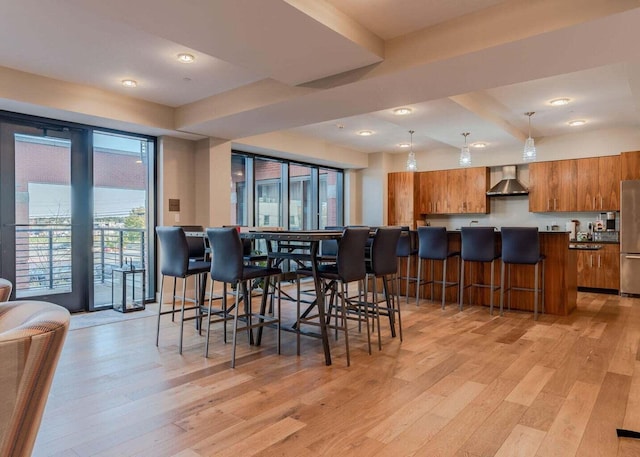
xmin=424 ymin=195 xmax=617 ymax=234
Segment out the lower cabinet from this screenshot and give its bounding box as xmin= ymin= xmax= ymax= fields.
xmin=576 ymin=244 xmax=620 ymax=290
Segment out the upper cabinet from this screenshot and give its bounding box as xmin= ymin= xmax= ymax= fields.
xmin=419 ymin=167 xmax=489 ymax=215
xmin=388 ymin=172 xmax=418 ymax=227
xmin=530 ymin=156 xmax=619 ymax=212
xmin=621 ymin=151 xmax=640 ymax=180
xmin=576 ymin=155 xmax=620 ymax=211
xmin=529 ymin=160 xmax=576 ymax=212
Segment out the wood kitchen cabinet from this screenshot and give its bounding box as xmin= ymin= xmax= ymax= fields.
xmin=388 ymin=172 xmax=418 ymax=227
xmin=576 ymin=244 xmax=620 ymax=290
xmin=419 ymin=171 xmax=447 ymax=214
xmin=529 ymin=159 xmax=577 ymax=212
xmin=576 ymin=155 xmax=620 ymax=211
xmin=621 ymin=150 xmax=640 ymax=180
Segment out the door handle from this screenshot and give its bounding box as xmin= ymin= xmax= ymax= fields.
xmin=598 ymin=255 xmax=601 ymax=268
xmin=625 ymin=255 xmax=640 ymax=259
xmin=590 ymin=255 xmax=593 ymax=268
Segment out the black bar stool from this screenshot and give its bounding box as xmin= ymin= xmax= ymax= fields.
xmin=206 ymin=227 xmax=282 ymax=367
xmin=416 ymin=227 xmax=460 ymax=309
xmin=155 ymin=227 xmax=211 ymax=354
xmin=500 ymin=227 xmax=545 ymax=320
xmin=367 ymin=226 xmax=403 ymax=348
xmin=459 ymin=227 xmax=501 ymax=314
xmin=396 ymin=227 xmax=418 ymax=304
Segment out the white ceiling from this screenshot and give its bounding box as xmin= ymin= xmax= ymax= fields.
xmin=0 ymin=0 xmax=639 ymax=157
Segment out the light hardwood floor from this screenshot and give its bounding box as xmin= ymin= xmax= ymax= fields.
xmin=33 ymin=291 xmax=640 ymax=456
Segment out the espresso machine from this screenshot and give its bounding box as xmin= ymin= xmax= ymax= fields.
xmin=606 ymin=211 xmax=616 ymax=231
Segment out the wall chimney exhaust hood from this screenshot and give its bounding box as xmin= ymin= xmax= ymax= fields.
xmin=486 ymin=165 xmax=528 ymax=196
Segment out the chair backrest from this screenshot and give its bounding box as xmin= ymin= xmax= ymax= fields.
xmin=321 ymin=226 xmax=344 ymax=257
xmin=0 ymin=300 xmax=70 ymax=457
xmin=461 ymin=227 xmax=499 ymax=262
xmin=371 ymin=227 xmax=402 ymax=275
xmin=176 ymin=225 xmax=206 ymax=261
xmin=0 ymin=278 xmax=12 ymax=302
xmin=336 ymin=227 xmax=369 ymax=283
xmin=206 ymin=228 xmax=244 ymax=283
xmin=501 ymin=227 xmax=541 ymax=264
xmin=417 ymin=226 xmax=449 ymax=260
xmin=395 ymin=228 xmax=415 ymax=257
xmin=156 ymin=227 xmax=190 ymax=278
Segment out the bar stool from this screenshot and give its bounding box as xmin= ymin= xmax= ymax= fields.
xmin=416 ymin=227 xmax=460 ymax=309
xmin=366 ymin=226 xmax=403 ymax=349
xmin=396 ymin=227 xmax=418 ymax=304
xmin=459 ymin=227 xmax=501 ymax=314
xmin=206 ymin=227 xmax=282 ymax=368
xmin=155 ymin=227 xmax=211 ymax=354
xmin=500 ymin=227 xmax=545 ymax=320
xmin=296 ymin=227 xmax=370 ymax=366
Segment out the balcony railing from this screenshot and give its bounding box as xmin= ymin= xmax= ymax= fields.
xmin=15 ymin=225 xmax=147 ymax=299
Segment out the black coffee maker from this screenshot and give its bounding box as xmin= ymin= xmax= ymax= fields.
xmin=605 ymin=212 xmax=616 ymax=231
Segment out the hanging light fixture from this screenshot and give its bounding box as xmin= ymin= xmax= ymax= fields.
xmin=459 ymin=132 xmax=471 ymax=166
xmin=523 ymin=111 xmax=536 ymax=162
xmin=406 ymin=130 xmax=417 ymax=172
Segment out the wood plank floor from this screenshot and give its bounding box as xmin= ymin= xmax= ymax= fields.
xmin=32 ymin=291 xmax=640 ymax=456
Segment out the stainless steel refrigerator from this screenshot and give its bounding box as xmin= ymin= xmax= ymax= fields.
xmin=621 ymin=180 xmax=640 ymax=295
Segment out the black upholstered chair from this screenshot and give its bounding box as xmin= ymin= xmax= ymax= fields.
xmin=459 ymin=227 xmax=501 ymax=314
xmin=156 ymin=227 xmax=211 ymax=354
xmin=500 ymin=227 xmax=545 ymax=320
xmin=296 ymin=227 xmax=370 ymax=365
xmin=206 ymin=227 xmax=282 ymax=367
xmin=416 ymin=227 xmax=460 ymax=309
xmin=396 ymin=227 xmax=418 ymax=304
xmin=366 ymin=226 xmax=403 ymax=349
xmin=319 ymin=225 xmax=344 ymax=261
xmin=176 ymin=225 xmax=207 ymax=261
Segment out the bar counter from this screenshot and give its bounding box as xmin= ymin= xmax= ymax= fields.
xmin=402 ymin=230 xmax=577 ymax=316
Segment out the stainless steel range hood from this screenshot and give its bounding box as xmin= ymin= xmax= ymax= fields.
xmin=486 ymin=165 xmax=528 ymax=196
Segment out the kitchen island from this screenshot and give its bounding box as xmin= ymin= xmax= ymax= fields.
xmin=404 ymin=230 xmax=577 ymax=316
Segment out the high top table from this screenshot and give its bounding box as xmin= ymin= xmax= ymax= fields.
xmin=241 ymin=230 xmax=342 ymax=365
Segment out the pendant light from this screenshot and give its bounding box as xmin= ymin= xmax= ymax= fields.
xmin=406 ymin=130 xmax=417 ymax=172
xmin=459 ymin=132 xmax=471 ymax=166
xmin=523 ymin=111 xmax=536 ymax=162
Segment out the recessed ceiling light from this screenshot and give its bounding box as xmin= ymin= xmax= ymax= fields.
xmin=568 ymin=119 xmax=586 ymax=126
xmin=398 ymin=143 xmax=410 ymax=148
xmin=393 ymin=107 xmax=412 ymax=116
xmin=550 ymin=98 xmax=570 ymax=106
xmin=121 ymin=79 xmax=137 ymax=88
xmin=357 ymin=130 xmax=374 ymax=136
xmin=177 ymin=53 xmax=195 ymax=63
xmin=471 ymin=142 xmax=487 ymax=149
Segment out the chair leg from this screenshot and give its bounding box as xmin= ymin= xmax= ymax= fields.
xmin=534 ymin=262 xmax=539 ymax=320
xmin=489 ymin=259 xmax=495 ymax=316
xmin=205 ymin=280 xmax=214 ymax=358
xmin=406 ymin=256 xmax=411 ymax=304
xmin=459 ymin=258 xmax=465 ymax=311
xmin=441 ymin=258 xmax=447 ymax=310
xmin=541 ymin=260 xmax=545 ymax=315
xmin=383 ymin=276 xmax=396 ymax=338
xmin=296 ymin=276 xmax=301 ymax=356
xmin=372 ymin=276 xmax=381 ymax=351
xmin=500 ymin=262 xmax=506 ymax=316
xmin=416 ymin=258 xmax=422 ymax=306
xmin=242 ymin=281 xmax=253 ymax=345
xmin=179 ymin=278 xmax=187 ymax=355
xmin=430 ymin=259 xmax=435 ymax=303
xmin=339 ymin=281 xmax=350 ymax=367
xmin=395 ymin=274 xmax=403 ymax=341
xmin=171 ymin=278 xmax=177 ymax=322
xmin=231 ymin=281 xmax=241 ymax=368
xmin=156 ymin=275 xmax=165 ymax=346
xmin=223 ymin=283 xmax=228 ymax=343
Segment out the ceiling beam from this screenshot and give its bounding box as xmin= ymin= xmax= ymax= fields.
xmin=449 ymin=92 xmax=529 ymax=142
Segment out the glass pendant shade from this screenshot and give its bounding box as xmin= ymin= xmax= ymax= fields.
xmin=406 ymin=130 xmax=417 ymax=171
xmin=459 ymin=132 xmax=471 ymax=166
xmin=523 ymin=112 xmax=536 ymax=162
xmin=523 ymin=137 xmax=536 ymax=161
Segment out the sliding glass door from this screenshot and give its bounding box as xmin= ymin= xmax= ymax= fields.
xmin=0 ymin=123 xmax=90 ymax=311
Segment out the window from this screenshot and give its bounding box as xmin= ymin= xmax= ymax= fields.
xmin=231 ymin=152 xmax=343 ymax=230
